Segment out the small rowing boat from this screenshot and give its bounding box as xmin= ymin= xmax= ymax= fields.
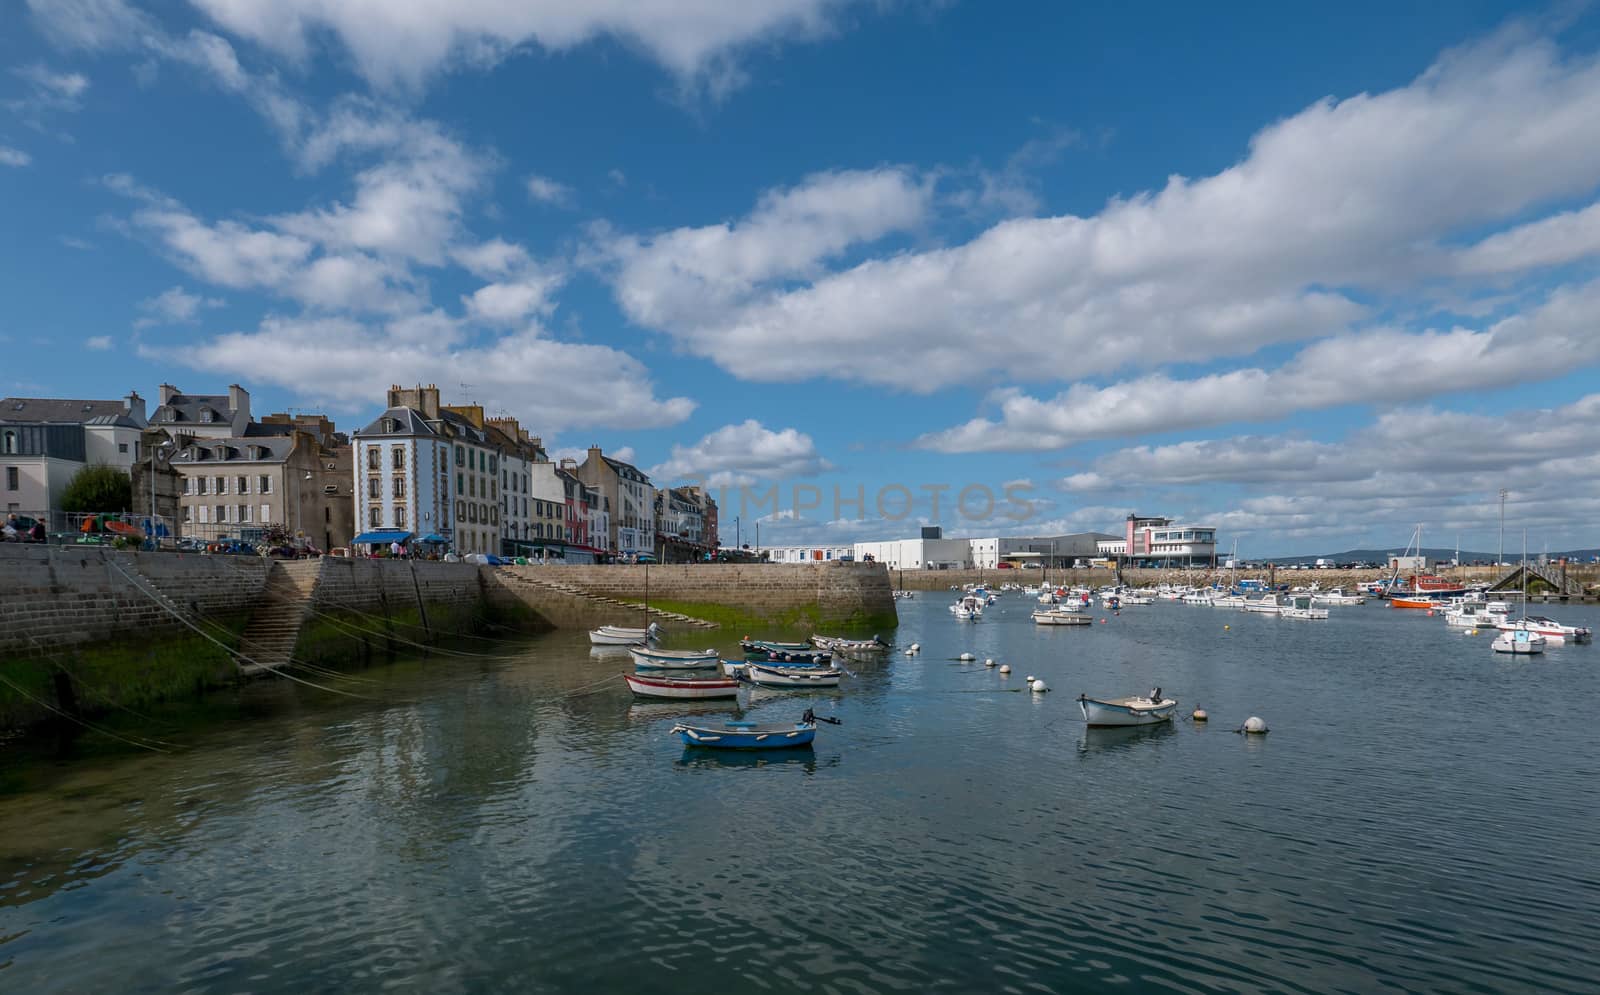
xmin=628 ymin=645 xmax=719 ymax=669
xmin=1078 ymin=689 xmax=1178 ymax=727
xmin=810 ymin=634 xmax=889 ymax=654
xmin=623 ymin=672 xmax=740 ymax=699
xmin=589 ymin=622 xmax=662 ymax=645
xmin=740 ymin=661 xmax=843 ymax=688
xmin=672 ymin=709 xmax=839 ymax=749
xmin=1032 ymin=608 xmax=1091 ymax=626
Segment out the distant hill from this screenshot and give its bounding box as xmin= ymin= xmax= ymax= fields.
xmin=1260 ymin=547 xmax=1600 ymax=565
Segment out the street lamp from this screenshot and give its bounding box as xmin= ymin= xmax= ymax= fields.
xmin=1498 ymin=488 xmax=1508 ymax=567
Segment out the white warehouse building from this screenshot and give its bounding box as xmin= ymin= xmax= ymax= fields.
xmin=853 ymin=537 xmax=972 ymax=570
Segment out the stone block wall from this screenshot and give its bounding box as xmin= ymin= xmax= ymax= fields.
xmin=0 ymin=544 xmax=269 ymax=656
xmin=491 ymin=561 xmax=898 ymax=630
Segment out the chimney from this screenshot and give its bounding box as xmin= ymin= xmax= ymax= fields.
xmin=228 ymin=383 xmax=250 ymax=424
xmin=420 ymin=385 xmax=440 ymax=419
xmin=124 ymin=390 xmax=147 ymax=425
xmin=159 ymin=383 xmax=178 ymax=404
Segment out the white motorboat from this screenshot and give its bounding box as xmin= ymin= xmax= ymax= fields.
xmin=1491 ymin=629 xmax=1545 ymax=655
xmin=589 ymin=622 xmax=662 ymax=645
xmin=1211 ymin=594 xmax=1246 ymax=609
xmin=1033 ymin=609 xmax=1092 ymax=626
xmin=1243 ymin=595 xmax=1283 ymax=614
xmin=1119 ymin=593 xmax=1154 ymax=606
xmin=1495 ymin=616 xmax=1592 ymax=645
xmin=1280 ymin=596 xmax=1329 ymax=620
xmin=1443 ymin=604 xmax=1502 ymax=629
xmin=810 ymin=634 xmax=890 ymax=655
xmin=1078 ymin=689 xmax=1178 ymax=727
xmin=628 ymin=645 xmax=719 ymax=669
xmin=1181 ymin=590 xmax=1216 ymax=605
xmin=1310 ymin=588 xmax=1366 ymax=606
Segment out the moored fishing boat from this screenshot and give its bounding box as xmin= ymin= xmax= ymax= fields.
xmin=1310 ymin=588 xmax=1366 ymax=606
xmin=743 ymin=643 xmax=834 ymax=664
xmin=628 ymin=645 xmax=719 ymax=669
xmin=588 ymin=622 xmax=662 ymax=645
xmin=623 ymin=672 xmax=740 ymax=699
xmin=739 ymin=661 xmax=844 ymax=688
xmin=740 ymin=638 xmax=810 ymax=653
xmin=1078 ymin=688 xmax=1178 ymax=727
xmin=1243 ymin=594 xmax=1283 ymax=614
xmin=1495 ymin=616 xmax=1592 ymax=645
xmin=810 ymin=634 xmax=889 ymax=654
xmin=1280 ymin=595 xmax=1329 ymax=620
xmin=1491 ymin=628 xmax=1545 ymax=655
xmin=1032 ymin=608 xmax=1092 ymax=626
xmin=672 ymin=714 xmax=830 ymax=750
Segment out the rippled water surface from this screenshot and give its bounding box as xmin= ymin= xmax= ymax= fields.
xmin=4 ymin=593 xmax=1600 ymax=993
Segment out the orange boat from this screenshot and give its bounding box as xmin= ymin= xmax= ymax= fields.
xmin=1388 ymin=574 xmax=1466 ymax=609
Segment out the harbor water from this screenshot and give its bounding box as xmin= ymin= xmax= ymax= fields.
xmin=3 ymin=593 xmax=1599 ymax=992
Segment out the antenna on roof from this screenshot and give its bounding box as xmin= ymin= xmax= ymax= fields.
xmin=459 ymin=382 xmax=476 ymax=404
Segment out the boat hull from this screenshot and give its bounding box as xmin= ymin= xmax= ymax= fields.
xmin=1492 ymin=631 xmax=1545 ymax=654
xmin=1032 ymin=611 xmax=1091 ymax=626
xmin=1078 ymin=695 xmax=1178 ymax=727
xmin=674 ymin=721 xmax=817 ymax=749
xmin=623 ymin=673 xmax=740 ymax=699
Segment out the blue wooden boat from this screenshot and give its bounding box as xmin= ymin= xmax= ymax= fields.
xmin=672 ymin=709 xmax=839 ymax=750
xmin=672 ymin=719 xmax=817 ymax=749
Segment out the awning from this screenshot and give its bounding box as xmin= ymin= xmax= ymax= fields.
xmin=417 ymin=533 xmax=448 ymax=543
xmin=351 ymin=530 xmax=414 ymax=545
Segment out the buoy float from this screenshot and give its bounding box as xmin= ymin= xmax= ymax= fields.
xmin=1192 ymin=708 xmax=1208 ymax=722
xmin=1030 ymin=679 xmax=1049 ymax=693
xmin=1025 ymin=674 xmax=1036 ymax=684
xmin=984 ymin=658 xmax=996 ymax=668
xmin=958 ymin=652 xmax=975 ymax=661
xmin=1468 ymin=628 xmax=1477 ymax=636
xmin=1100 ymin=618 xmax=1108 ymax=624
xmin=998 ymin=665 xmax=1011 ymax=674
xmin=1224 ymin=624 xmax=1231 ymax=630
xmin=1242 ymin=716 xmax=1268 ymax=734
xmin=1426 ymin=609 xmax=1434 ymax=617
xmin=904 ymin=649 xmax=916 ymax=656
xmin=910 ymin=643 xmax=921 ymax=652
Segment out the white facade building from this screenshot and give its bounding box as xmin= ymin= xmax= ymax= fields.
xmin=1 ymin=392 xmax=148 ymax=528
xmin=853 ymin=537 xmax=972 ymax=570
xmin=763 ymin=544 xmax=854 ymax=564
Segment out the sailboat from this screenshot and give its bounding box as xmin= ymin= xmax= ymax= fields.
xmin=1387 ymin=524 xmax=1467 ymax=608
xmin=1492 ymin=531 xmax=1545 ymax=655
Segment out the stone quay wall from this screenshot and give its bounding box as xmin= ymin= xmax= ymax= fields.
xmin=0 ymin=543 xmax=271 ymax=656
xmin=487 ymin=561 xmax=899 ymax=631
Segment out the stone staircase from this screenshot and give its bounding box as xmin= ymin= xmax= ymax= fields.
xmin=236 ymin=560 xmax=322 ymax=675
xmin=499 ymin=570 xmax=719 ymax=629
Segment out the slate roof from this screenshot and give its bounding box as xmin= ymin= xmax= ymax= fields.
xmin=355 ymin=407 xmax=442 ymax=438
xmin=0 ymin=397 xmax=133 ymax=425
xmin=150 ymin=393 xmax=236 ymax=426
xmin=171 ymin=435 xmax=296 ymax=465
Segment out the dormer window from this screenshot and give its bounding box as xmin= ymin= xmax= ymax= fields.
xmin=200 ymin=408 xmax=214 ymax=423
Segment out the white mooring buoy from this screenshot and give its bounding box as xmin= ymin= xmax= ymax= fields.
xmin=984 ymin=658 xmax=996 ymax=668
xmin=1242 ymin=715 xmax=1269 ymax=734
xmin=1192 ymin=707 xmax=1208 ymax=722
xmin=910 ymin=643 xmax=921 ymax=652
xmin=998 ymin=665 xmax=1011 ymax=675
xmin=1030 ymin=679 xmax=1049 ymax=693
xmin=958 ymin=652 xmax=976 ymax=661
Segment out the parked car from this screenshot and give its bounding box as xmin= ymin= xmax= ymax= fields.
xmin=212 ymin=539 xmax=257 ymax=555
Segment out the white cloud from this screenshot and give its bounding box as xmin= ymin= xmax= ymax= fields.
xmin=84 ymin=335 xmax=112 ymax=350
xmin=134 ymin=285 xmax=225 ymax=328
xmin=605 ymin=167 xmax=932 ymax=329
xmin=648 ymin=420 xmax=830 ymax=487
xmin=1454 ymin=201 xmax=1600 ymax=275
xmin=450 ymin=238 xmax=532 ymax=279
xmin=175 ymin=315 xmax=695 ymax=433
xmin=7 ymin=63 xmax=91 ymax=123
xmin=463 ymin=274 xmax=564 ymax=324
xmin=602 ymin=31 xmax=1600 ymax=396
xmin=525 ymin=173 xmax=574 ymax=207
xmin=0 ymin=146 xmax=31 ymax=167
xmin=920 ymin=279 xmax=1600 ymax=451
xmin=25 ymin=0 xmax=150 ymax=50
xmin=183 ymin=0 xmax=862 ymax=91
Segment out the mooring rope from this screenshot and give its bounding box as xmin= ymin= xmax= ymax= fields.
xmin=0 ymin=670 xmax=173 ymax=754
xmin=106 ymin=560 xmax=393 ymax=702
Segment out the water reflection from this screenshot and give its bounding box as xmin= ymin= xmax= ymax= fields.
xmin=1076 ymin=721 xmax=1178 ymax=754
xmin=674 ymin=747 xmax=836 ymax=774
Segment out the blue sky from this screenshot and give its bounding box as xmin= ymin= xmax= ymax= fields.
xmin=5 ymin=0 xmax=1600 ymax=556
